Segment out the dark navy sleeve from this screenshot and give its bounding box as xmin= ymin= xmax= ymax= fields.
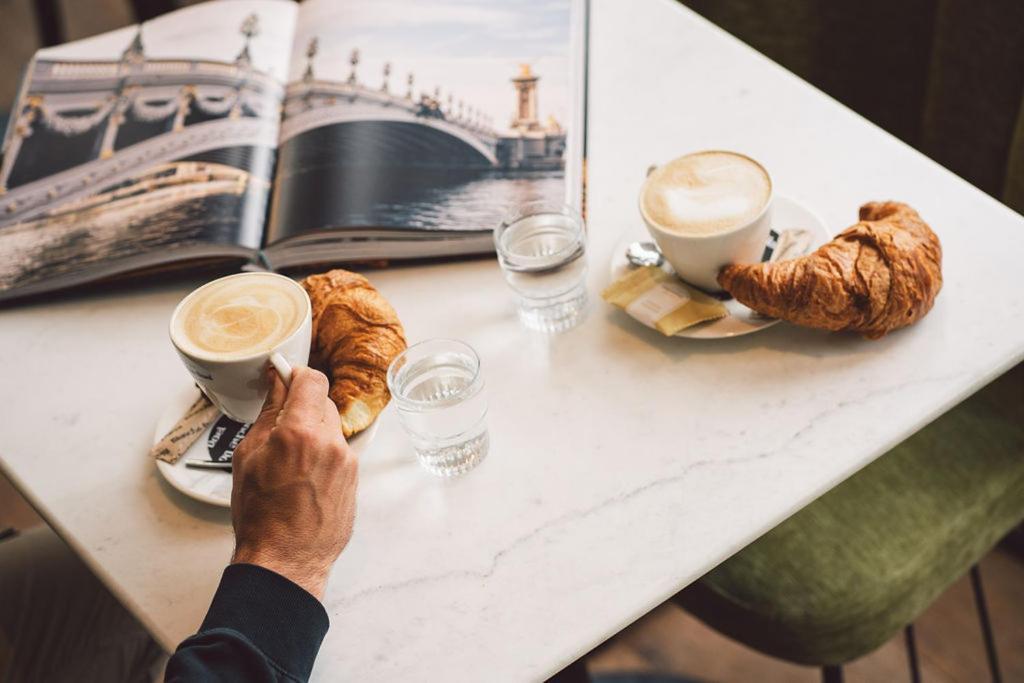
xmin=165 ymin=563 xmax=329 ymax=682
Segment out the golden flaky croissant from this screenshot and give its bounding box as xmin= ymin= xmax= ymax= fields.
xmin=302 ymin=270 xmax=407 ymax=437
xmin=718 ymin=202 xmax=942 ymax=339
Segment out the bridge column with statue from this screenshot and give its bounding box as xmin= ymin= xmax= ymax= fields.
xmin=496 ymin=64 xmax=566 ymax=171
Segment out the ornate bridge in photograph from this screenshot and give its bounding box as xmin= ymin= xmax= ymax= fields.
xmin=0 ymin=26 xmax=568 ymax=229
xmin=278 ymin=43 xmax=565 ymax=173
xmin=0 ymin=16 xmax=280 ymax=228
xmin=281 ymin=81 xmax=499 ymax=167
xmin=280 ymin=43 xmax=500 ymax=169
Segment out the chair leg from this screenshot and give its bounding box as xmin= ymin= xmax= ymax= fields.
xmin=821 ymin=665 xmax=843 ymax=683
xmin=970 ymin=565 xmax=1003 ymax=683
xmin=904 ymin=624 xmax=921 ymax=683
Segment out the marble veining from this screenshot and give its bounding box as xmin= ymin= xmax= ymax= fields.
xmin=329 ymin=367 xmax=970 ymax=612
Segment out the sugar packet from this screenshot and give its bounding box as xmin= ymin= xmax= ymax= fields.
xmin=149 ymin=392 xmax=219 ymax=464
xmin=602 ymin=266 xmax=727 ymax=336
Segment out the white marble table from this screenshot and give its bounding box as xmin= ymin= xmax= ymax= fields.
xmin=3 ymin=1 xmax=1024 ymax=680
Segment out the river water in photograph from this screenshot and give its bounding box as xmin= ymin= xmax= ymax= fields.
xmin=354 ymin=170 xmax=565 ymax=230
xmin=0 ymin=174 xmax=264 ymax=296
xmin=268 ymin=123 xmax=569 ymax=241
xmin=269 ymin=163 xmax=566 ymax=242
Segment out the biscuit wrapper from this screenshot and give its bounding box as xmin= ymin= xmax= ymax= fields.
xmin=602 ymin=266 xmax=727 ymax=336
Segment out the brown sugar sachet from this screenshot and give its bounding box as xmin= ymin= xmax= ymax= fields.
xmin=149 ymin=392 xmax=219 ymax=464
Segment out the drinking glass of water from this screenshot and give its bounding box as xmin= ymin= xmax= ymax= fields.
xmin=495 ymin=202 xmax=588 ymax=332
xmin=386 ymin=338 xmax=488 ymax=477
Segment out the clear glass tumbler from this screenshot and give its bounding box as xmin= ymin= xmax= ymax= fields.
xmin=386 ymin=339 xmax=489 ymax=477
xmin=495 ymin=202 xmax=588 ymax=333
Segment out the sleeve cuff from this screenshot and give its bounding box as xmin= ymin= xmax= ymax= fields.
xmin=200 ymin=563 xmax=329 ymax=680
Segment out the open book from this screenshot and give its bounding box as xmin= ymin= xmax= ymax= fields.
xmin=0 ymin=0 xmax=587 ymax=302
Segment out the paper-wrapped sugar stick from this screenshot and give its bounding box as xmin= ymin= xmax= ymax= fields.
xmin=149 ymin=392 xmax=219 ymax=464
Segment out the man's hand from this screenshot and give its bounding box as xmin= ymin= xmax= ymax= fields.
xmin=230 ymin=366 xmax=358 ymax=600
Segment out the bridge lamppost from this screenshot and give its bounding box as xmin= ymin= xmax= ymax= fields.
xmin=347 ymin=49 xmax=360 ymax=86
xmin=458 ymin=100 xmax=464 ymax=122
xmin=92 ymin=28 xmax=149 ymax=162
xmin=235 ymin=13 xmax=259 ymax=70
xmin=231 ymin=14 xmax=260 ymax=119
xmin=381 ymin=62 xmax=391 ymax=93
xmin=303 ymin=37 xmax=318 ymax=83
xmin=406 ymin=73 xmax=414 ymax=100
xmin=447 ymin=93 xmax=453 ymax=116
xmin=120 ymin=28 xmax=145 ymax=70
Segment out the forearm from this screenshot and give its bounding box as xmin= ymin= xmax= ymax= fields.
xmin=166 ymin=563 xmax=329 ymax=682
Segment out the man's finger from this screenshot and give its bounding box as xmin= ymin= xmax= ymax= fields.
xmin=321 ymin=393 xmax=345 ymax=437
xmin=241 ymin=365 xmax=288 ymax=449
xmin=317 ymin=377 xmax=342 ymax=430
xmin=279 ymin=366 xmax=331 ymax=426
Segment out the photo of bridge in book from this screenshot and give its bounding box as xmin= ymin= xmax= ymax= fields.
xmin=280 ymin=45 xmax=565 ymax=172
xmin=0 ymin=9 xmax=280 ymax=295
xmin=0 ymin=0 xmax=582 ymax=300
xmin=268 ymin=0 xmax=575 ymax=239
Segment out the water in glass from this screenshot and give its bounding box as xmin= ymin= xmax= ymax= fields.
xmin=496 ymin=204 xmax=587 ymax=332
xmin=387 ymin=340 xmax=488 ymax=477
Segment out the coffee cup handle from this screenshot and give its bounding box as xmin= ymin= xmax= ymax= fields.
xmin=269 ymin=352 xmax=293 ymax=387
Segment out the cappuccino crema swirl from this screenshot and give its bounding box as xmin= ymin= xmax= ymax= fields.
xmin=642 ymin=151 xmax=771 ymax=236
xmin=174 ymin=274 xmax=306 ymax=359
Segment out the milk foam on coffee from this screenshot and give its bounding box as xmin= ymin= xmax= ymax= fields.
xmin=173 ymin=274 xmax=306 ymax=359
xmin=642 ymin=151 xmax=771 ymax=236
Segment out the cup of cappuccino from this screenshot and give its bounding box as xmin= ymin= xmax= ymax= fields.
xmin=169 ymin=272 xmax=312 ymax=424
xmin=639 ymin=150 xmax=773 ymax=292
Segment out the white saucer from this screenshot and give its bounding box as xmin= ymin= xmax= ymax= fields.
xmin=610 ymin=195 xmax=830 ymax=339
xmin=153 ymin=382 xmax=378 ymax=507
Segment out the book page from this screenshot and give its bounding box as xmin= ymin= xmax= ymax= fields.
xmin=266 ymin=0 xmax=579 ymax=246
xmin=0 ymin=0 xmax=296 ymax=300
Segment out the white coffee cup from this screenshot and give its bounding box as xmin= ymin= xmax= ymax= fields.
xmin=169 ymin=272 xmax=312 ymax=424
xmin=639 ymin=150 xmax=774 ymax=292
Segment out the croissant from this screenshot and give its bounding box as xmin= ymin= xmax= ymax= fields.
xmin=718 ymin=202 xmax=942 ymax=339
xmin=302 ymin=269 xmax=407 ymax=437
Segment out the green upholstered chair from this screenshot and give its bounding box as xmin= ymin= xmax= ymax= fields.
xmin=673 ymin=363 xmax=1024 ymax=680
